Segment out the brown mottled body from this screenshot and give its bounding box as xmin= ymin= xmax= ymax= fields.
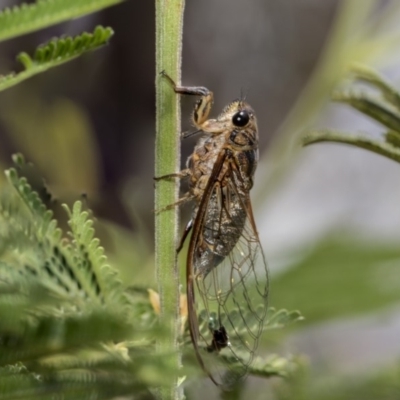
xmin=187 ymin=101 xmax=259 ymax=277
xmin=157 ymin=72 xmax=268 ymax=388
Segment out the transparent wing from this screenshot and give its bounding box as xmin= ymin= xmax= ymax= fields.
xmin=186 ymin=151 xmax=269 ymax=387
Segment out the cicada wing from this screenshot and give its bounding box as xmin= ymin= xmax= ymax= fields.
xmin=186 ymin=152 xmax=269 ymax=386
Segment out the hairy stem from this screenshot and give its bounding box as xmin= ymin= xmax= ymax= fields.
xmin=155 ymin=0 xmax=185 ymax=399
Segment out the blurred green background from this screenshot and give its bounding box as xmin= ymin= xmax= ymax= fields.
xmin=1 ymin=0 xmax=400 ymax=398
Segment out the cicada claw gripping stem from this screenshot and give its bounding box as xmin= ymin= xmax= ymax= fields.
xmin=160 ymin=71 xmax=214 ymax=128
xmin=154 ymin=71 xmax=214 ymax=214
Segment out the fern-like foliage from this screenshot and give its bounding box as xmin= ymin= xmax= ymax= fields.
xmin=0 ymin=0 xmax=123 ymax=42
xmin=0 ymin=154 xmax=173 ymax=399
xmin=302 ymin=64 xmax=400 ymax=164
xmin=2 ymin=153 xmax=123 ymax=308
xmin=264 ymin=307 xmax=304 ymax=330
xmin=0 ymin=26 xmax=113 ymax=93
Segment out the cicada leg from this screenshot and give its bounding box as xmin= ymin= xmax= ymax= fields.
xmin=177 ymin=218 xmax=193 ymax=252
xmin=154 ymin=169 xmax=190 ymax=182
xmin=160 ymin=71 xmax=214 ymax=128
xmin=154 ymin=169 xmax=194 ymax=214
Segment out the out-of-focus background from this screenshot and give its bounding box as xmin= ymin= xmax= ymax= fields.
xmin=1 ymin=0 xmax=400 ymax=398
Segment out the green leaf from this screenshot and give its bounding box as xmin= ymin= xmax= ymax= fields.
xmin=302 ymin=64 xmax=400 ymax=164
xmin=0 ymin=0 xmax=122 ymax=42
xmin=332 ymin=90 xmax=400 ymax=133
xmin=5 ymin=155 xmax=58 ymax=237
xmin=62 ymin=201 xmax=128 ymax=308
xmin=245 ymin=354 xmax=301 ymax=379
xmin=217 ymin=352 xmax=301 ymax=382
xmin=384 ymin=130 xmax=400 ymax=148
xmin=349 ymin=63 xmax=400 ymax=108
xmin=1 ymin=155 xmax=128 ymax=309
xmin=265 ymin=308 xmax=304 ymax=330
xmin=302 ymin=130 xmax=400 ymax=164
xmin=0 ymin=26 xmax=114 ymax=93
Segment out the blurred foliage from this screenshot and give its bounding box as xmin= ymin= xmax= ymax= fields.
xmin=0 ymin=0 xmax=123 ymax=42
xmin=0 ymin=154 xmax=174 ymax=398
xmin=256 ymin=0 xmax=400 ymax=199
xmin=298 ymin=32 xmax=400 ymax=326
xmin=0 ymin=1 xmax=116 ymax=203
xmin=272 ymin=234 xmax=400 ymax=324
xmin=303 ymin=64 xmax=400 ymax=166
xmin=274 ymin=361 xmax=400 ymax=400
xmin=1 ymin=96 xmax=100 ymax=195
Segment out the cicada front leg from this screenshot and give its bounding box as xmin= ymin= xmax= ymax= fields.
xmin=160 ymin=71 xmax=214 ymax=129
xmin=155 ymin=73 xmax=215 ymax=245
xmin=155 ymin=72 xmax=213 ymax=213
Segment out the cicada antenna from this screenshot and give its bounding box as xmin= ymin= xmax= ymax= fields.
xmin=240 ymin=86 xmax=249 ymax=103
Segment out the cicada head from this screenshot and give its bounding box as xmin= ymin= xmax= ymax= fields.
xmin=218 ymin=100 xmax=258 ymax=132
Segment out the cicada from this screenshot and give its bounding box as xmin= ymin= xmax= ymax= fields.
xmin=158 ymin=72 xmax=269 ymax=387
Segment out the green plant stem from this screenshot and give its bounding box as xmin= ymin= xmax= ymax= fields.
xmin=155 ymin=1 xmax=185 ymax=399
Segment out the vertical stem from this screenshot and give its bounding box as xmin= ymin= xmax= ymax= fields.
xmin=155 ymin=0 xmax=185 ymax=399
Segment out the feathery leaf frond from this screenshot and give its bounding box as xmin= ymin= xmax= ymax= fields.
xmin=0 ymin=0 xmax=122 ymax=42
xmin=303 ymin=64 xmax=400 ymax=164
xmin=0 ymin=154 xmax=177 ymax=397
xmin=0 ymin=26 xmax=114 ymax=93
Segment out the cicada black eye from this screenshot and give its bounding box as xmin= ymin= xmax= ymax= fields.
xmin=232 ymin=110 xmax=250 ymax=127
